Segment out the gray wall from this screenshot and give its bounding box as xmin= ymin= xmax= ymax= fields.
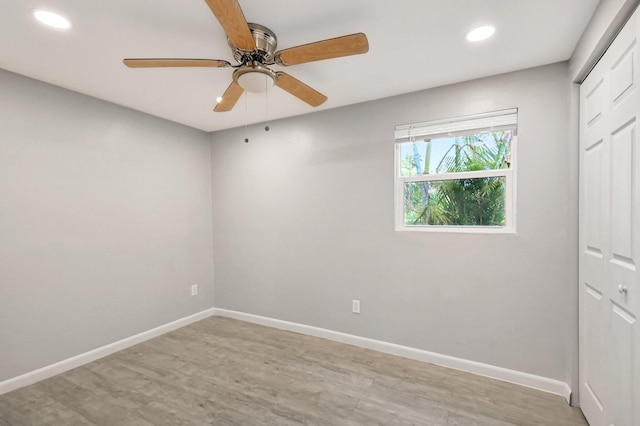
xmin=0 ymin=60 xmax=578 ymax=388
xmin=211 ymin=62 xmax=575 ymax=384
xmin=0 ymin=69 xmax=214 ymax=382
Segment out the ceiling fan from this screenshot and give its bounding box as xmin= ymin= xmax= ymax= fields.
xmin=123 ymin=0 xmax=369 ymax=112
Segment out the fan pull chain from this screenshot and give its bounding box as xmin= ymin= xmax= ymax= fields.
xmin=244 ymin=91 xmax=249 ymax=143
xmin=264 ymin=76 xmax=270 ymax=132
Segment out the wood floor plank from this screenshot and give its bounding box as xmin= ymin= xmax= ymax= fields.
xmin=0 ymin=386 xmax=94 ymax=426
xmin=445 ymin=410 xmax=517 ymax=426
xmin=0 ymin=316 xmax=587 ymax=425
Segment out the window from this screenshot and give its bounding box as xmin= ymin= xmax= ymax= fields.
xmin=394 ymin=109 xmax=517 ymax=233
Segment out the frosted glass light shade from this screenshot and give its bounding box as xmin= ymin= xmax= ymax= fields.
xmin=237 ymin=72 xmax=274 ymax=93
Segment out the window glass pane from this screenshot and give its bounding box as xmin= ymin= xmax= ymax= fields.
xmin=404 ymin=177 xmax=506 ymax=226
xmin=399 ymin=130 xmax=512 ymax=177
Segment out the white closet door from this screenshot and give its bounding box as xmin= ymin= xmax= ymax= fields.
xmin=579 ymin=7 xmax=640 ymax=426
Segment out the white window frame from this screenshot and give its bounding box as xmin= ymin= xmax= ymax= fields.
xmin=394 ymin=109 xmax=517 ymax=233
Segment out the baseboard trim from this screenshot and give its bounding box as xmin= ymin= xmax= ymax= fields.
xmin=1 ymin=307 xmax=572 ymax=404
xmin=214 ymin=308 xmax=572 ymax=404
xmin=0 ymin=308 xmax=217 ymax=396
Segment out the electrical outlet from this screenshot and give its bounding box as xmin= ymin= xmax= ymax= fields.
xmin=191 ymin=284 xmax=198 ymax=296
xmin=352 ymin=299 xmax=361 ymax=314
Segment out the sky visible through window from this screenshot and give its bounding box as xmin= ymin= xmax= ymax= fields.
xmin=399 ymin=131 xmax=509 ymax=176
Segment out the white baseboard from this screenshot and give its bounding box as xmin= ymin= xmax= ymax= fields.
xmin=1 ymin=306 xmax=572 ymax=405
xmin=214 ymin=308 xmax=572 ymax=404
xmin=0 ymin=308 xmax=217 ymax=396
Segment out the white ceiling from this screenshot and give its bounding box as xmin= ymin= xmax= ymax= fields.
xmin=1 ymin=0 xmax=600 ymax=132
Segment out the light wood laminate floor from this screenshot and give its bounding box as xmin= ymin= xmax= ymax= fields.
xmin=0 ymin=316 xmax=587 ymax=425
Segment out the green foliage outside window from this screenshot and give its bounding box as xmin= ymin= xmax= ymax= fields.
xmin=403 ymin=131 xmax=512 ymax=226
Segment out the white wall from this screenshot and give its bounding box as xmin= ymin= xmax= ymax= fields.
xmin=210 ymin=62 xmax=576 ymax=386
xmin=0 ymin=69 xmax=214 ymax=382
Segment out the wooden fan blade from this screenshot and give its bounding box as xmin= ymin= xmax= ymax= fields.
xmin=123 ymin=59 xmax=231 ymax=68
xmin=275 ymin=72 xmax=327 ymax=107
xmin=274 ymin=33 xmax=369 ymax=66
xmin=214 ymin=81 xmax=244 ymax=112
xmin=203 ymin=0 xmax=255 ymax=51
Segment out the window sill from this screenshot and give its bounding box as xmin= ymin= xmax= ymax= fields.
xmin=395 ymin=225 xmax=516 ymax=234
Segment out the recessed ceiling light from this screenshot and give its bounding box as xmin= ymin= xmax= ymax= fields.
xmin=33 ymin=10 xmax=71 ymax=30
xmin=465 ymin=25 xmax=495 ymax=42
xmin=216 ymin=96 xmax=223 ymax=103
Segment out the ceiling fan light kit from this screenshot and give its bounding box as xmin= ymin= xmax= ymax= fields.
xmin=123 ymin=0 xmax=369 ymax=112
xmin=233 ymin=65 xmax=276 ymax=93
xmin=234 ymin=66 xmax=275 ymax=93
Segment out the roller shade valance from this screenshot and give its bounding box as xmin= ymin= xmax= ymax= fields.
xmin=395 ymin=108 xmax=517 ymax=142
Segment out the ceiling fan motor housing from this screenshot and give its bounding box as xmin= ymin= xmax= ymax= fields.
xmin=230 ymin=23 xmax=278 ymax=64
